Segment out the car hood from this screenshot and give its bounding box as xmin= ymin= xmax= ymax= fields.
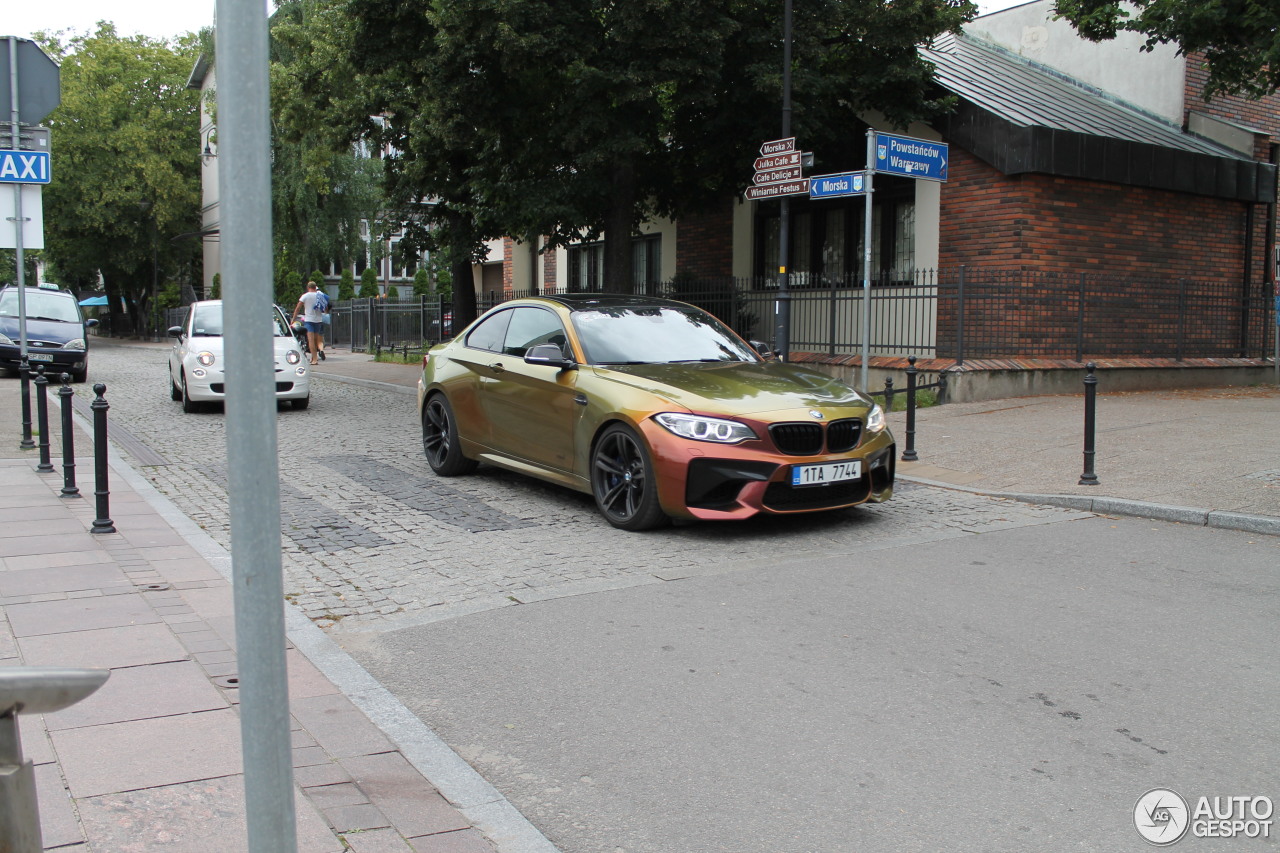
xmin=592 ymin=361 xmax=873 ymax=416
xmin=180 ymin=336 xmax=300 ymax=361
xmin=0 ymin=315 xmax=85 ymax=343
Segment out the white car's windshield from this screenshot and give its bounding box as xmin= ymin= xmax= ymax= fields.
xmin=0 ymin=290 xmax=82 ymax=323
xmin=571 ymin=305 xmax=758 ymax=366
xmin=190 ymin=304 xmax=291 ymax=337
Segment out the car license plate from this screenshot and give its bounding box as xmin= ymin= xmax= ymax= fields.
xmin=27 ymin=353 xmax=53 ymax=362
xmin=791 ymin=460 xmax=861 ymax=486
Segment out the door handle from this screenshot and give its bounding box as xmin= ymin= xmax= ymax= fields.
xmin=488 ymin=362 xmax=505 ymax=374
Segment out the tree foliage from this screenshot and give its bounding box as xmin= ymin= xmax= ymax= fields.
xmin=1054 ymin=0 xmax=1280 ymax=98
xmin=339 ymin=0 xmax=976 ymax=294
xmin=37 ymin=25 xmax=203 ymax=334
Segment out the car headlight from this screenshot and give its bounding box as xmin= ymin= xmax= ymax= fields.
xmin=866 ymin=403 xmax=886 ymax=433
xmin=286 ymin=350 xmax=300 ymax=365
xmin=655 ymin=412 xmax=757 ymax=444
xmin=0 ymin=332 xmax=13 ymax=346
xmin=63 ymin=338 xmax=87 ymax=351
xmin=196 ymin=351 xmax=216 ymax=366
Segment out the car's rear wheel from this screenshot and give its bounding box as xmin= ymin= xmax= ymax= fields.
xmin=591 ymin=424 xmax=669 ymax=531
xmin=422 ymin=394 xmax=476 ymax=476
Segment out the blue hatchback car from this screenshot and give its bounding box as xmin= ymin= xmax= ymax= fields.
xmin=0 ymin=284 xmax=99 ymax=382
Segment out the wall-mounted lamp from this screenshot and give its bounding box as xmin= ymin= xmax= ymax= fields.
xmin=201 ymin=128 xmax=217 ymax=163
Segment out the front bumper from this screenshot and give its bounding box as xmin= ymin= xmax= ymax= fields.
xmin=0 ymin=346 xmax=87 ymax=376
xmin=638 ymin=418 xmax=896 ymax=521
xmin=183 ymin=365 xmax=311 ymax=401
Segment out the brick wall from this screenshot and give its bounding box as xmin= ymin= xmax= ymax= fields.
xmin=675 ymin=198 xmax=736 ymax=278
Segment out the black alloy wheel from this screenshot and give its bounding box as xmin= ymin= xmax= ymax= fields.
xmin=422 ymin=394 xmax=477 ymax=476
xmin=590 ymin=424 xmax=669 ymax=531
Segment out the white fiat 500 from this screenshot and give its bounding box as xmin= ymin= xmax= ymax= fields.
xmin=168 ymin=300 xmax=310 ymax=412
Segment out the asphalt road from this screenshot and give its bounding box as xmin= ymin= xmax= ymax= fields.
xmin=86 ymin=343 xmax=1280 ymax=852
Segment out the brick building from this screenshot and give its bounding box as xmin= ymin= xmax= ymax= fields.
xmin=498 ymin=0 xmax=1278 ymax=363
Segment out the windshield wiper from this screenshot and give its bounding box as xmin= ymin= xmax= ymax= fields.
xmin=595 ymin=360 xmax=648 ymax=366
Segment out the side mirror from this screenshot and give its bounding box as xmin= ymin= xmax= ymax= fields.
xmin=84 ymin=318 xmax=99 ymax=328
xmin=524 ymin=343 xmax=576 ymax=370
xmin=750 ymin=340 xmax=776 ymax=361
xmin=167 ymin=326 xmax=183 ymax=338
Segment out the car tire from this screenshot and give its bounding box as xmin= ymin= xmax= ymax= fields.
xmin=170 ymin=374 xmax=182 ymax=401
xmin=181 ymin=372 xmax=201 ymax=414
xmin=590 ymin=423 xmax=669 ymax=531
xmin=71 ymin=369 xmax=87 ymax=384
xmin=422 ymin=394 xmax=477 ymax=476
xmin=292 ymin=396 xmax=310 ymax=410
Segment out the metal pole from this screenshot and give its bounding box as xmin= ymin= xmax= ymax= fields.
xmin=33 ymin=366 xmax=53 ymax=472
xmin=214 ymin=0 xmax=298 ymax=846
xmin=1079 ymin=363 xmax=1100 ymax=486
xmin=89 ymin=384 xmax=115 ymax=533
xmin=861 ymin=130 xmax=875 ymax=391
xmin=9 ymin=38 xmax=32 ymax=413
xmin=774 ymin=0 xmax=793 ymax=361
xmin=18 ymin=358 xmax=34 ymax=449
xmin=901 ymin=356 xmax=919 ymax=461
xmin=58 ymin=374 xmax=78 ymax=497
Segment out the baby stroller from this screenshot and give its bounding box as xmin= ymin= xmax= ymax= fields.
xmin=291 ymin=320 xmax=310 ymax=356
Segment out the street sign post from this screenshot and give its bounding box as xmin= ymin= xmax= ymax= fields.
xmin=809 ymin=172 xmax=866 ymax=199
xmin=873 ymin=132 xmax=948 ymax=181
xmin=0 ymin=150 xmax=50 ymax=183
xmin=0 ymin=38 xmax=60 ymax=125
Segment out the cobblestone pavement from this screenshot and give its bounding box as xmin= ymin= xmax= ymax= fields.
xmin=86 ymin=344 xmax=1092 ymax=633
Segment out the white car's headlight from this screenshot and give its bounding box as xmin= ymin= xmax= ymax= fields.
xmin=866 ymin=403 xmax=886 ymax=433
xmin=63 ymin=338 xmax=86 ymax=351
xmin=655 ymin=413 xmax=757 ymax=444
xmin=196 ymin=351 xmax=216 ymax=366
xmin=286 ymin=350 xmax=301 ymax=365
xmin=0 ymin=332 xmax=13 ymax=345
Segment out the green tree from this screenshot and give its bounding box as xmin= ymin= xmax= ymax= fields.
xmin=387 ymin=284 xmax=399 ymax=299
xmin=343 ymin=0 xmax=975 ymax=294
xmin=411 ymin=268 xmax=431 ymax=297
xmin=359 ymin=267 xmax=379 ymax=298
xmin=37 ymin=25 xmax=203 ymax=335
xmin=338 ymin=267 xmax=356 ymax=299
xmin=1054 ymin=0 xmax=1280 ymax=98
xmin=209 ymin=272 xmax=221 ymax=299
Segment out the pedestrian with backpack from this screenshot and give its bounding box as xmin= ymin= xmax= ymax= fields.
xmin=291 ymin=279 xmax=328 ymax=364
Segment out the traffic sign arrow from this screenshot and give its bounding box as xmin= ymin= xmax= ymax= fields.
xmin=754 ymin=166 xmax=803 ymax=185
xmin=754 ymin=152 xmax=801 ymax=171
xmin=759 ymin=137 xmax=796 ymax=156
xmin=744 ymin=179 xmax=809 ymax=201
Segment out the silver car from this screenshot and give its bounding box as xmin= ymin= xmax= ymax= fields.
xmin=168 ymin=300 xmax=310 ymax=412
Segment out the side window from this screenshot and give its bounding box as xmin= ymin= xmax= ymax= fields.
xmin=464 ymin=309 xmax=512 ymax=353
xmin=503 ymin=307 xmax=568 ymax=358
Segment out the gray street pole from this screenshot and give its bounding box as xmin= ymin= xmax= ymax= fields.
xmin=8 ymin=37 xmax=28 ymax=364
xmin=774 ymin=0 xmax=793 ymax=361
xmin=861 ymin=130 xmax=875 ymax=392
xmin=214 ymin=0 xmax=298 ymax=849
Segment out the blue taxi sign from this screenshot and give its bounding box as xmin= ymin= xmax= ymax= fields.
xmin=0 ymin=149 xmax=51 ymax=184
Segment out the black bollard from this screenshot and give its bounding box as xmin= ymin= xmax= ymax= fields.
xmin=58 ymin=374 xmax=80 ymax=498
xmin=90 ymin=384 xmax=116 ymax=533
xmin=882 ymin=376 xmax=894 ymax=412
xmin=18 ymin=357 xmax=34 ymax=449
xmin=34 ymin=366 xmax=54 ymax=473
xmin=901 ymin=356 xmax=919 ymax=462
xmin=1078 ymin=363 xmax=1100 ymax=486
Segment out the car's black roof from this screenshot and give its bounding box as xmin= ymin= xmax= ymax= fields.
xmin=532 ymin=293 xmax=693 ymax=313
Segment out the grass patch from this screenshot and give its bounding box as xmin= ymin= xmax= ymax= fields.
xmin=374 ymin=350 xmax=423 ymax=364
xmin=885 ymin=388 xmax=939 ymax=412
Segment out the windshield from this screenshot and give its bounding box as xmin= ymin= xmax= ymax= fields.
xmin=571 ymin=305 xmax=759 ymax=366
xmin=190 ymin=303 xmax=291 ymax=337
xmin=0 ymin=290 xmax=82 ymax=323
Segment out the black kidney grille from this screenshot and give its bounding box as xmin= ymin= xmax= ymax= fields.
xmin=825 ymin=419 xmax=862 ymax=453
xmin=769 ymin=419 xmax=863 ymax=455
xmin=769 ymin=422 xmax=824 ymax=455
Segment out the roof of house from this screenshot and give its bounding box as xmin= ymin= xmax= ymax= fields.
xmin=922 ymin=33 xmax=1276 ymax=202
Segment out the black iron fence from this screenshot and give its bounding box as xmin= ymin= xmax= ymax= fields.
xmin=144 ymin=268 xmax=1276 ymax=363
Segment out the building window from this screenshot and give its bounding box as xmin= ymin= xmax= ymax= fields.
xmin=569 ymin=235 xmax=663 ymax=291
xmin=754 ymin=177 xmax=915 ymax=286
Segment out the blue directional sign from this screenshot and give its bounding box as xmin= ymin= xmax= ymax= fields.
xmin=0 ymin=150 xmax=51 ymax=184
xmin=874 ymin=133 xmax=948 ymax=182
xmin=809 ymin=172 xmax=867 ymax=199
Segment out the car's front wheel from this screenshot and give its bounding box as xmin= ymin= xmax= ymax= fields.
xmin=170 ymin=372 xmax=182 ymax=401
xmin=422 ymin=394 xmax=477 ymax=476
xmin=590 ymin=424 xmax=669 ymax=531
xmin=181 ymin=372 xmax=201 ymax=414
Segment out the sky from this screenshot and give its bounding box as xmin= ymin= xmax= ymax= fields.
xmin=5 ymin=0 xmax=1030 ymax=44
